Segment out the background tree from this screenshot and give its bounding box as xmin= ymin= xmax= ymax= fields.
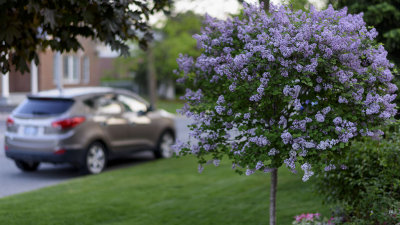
xmin=174 ymin=3 xmax=397 ymax=225
xmin=329 ymin=0 xmax=400 ymax=64
xmin=153 ymin=11 xmax=202 ymax=98
xmin=0 ymin=0 xmax=172 ymax=73
xmin=109 ymin=11 xmax=202 ymax=99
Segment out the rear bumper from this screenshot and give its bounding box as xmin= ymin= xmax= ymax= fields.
xmin=5 ymin=149 xmax=85 ymax=165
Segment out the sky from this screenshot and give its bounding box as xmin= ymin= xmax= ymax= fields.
xmin=165 ymin=0 xmax=325 ymax=19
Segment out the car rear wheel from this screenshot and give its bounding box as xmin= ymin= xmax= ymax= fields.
xmin=15 ymin=160 xmax=40 ymax=172
xmin=82 ymin=142 xmax=107 ymax=174
xmin=154 ymin=131 xmax=175 ymax=159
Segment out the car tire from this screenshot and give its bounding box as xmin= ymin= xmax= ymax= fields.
xmin=15 ymin=160 xmax=40 ymax=172
xmin=154 ymin=131 xmax=175 ymax=159
xmin=81 ymin=142 xmax=107 ymax=175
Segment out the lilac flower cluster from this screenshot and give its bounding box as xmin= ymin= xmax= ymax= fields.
xmin=175 ymin=3 xmax=397 ymax=181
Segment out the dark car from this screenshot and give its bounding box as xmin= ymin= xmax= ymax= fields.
xmin=5 ymin=87 xmax=176 ymax=174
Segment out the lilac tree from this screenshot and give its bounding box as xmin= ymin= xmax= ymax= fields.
xmin=174 ymin=3 xmax=397 ymax=225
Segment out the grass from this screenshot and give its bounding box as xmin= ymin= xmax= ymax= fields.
xmin=156 ymin=99 xmax=184 ymax=114
xmin=0 ymin=156 xmax=330 ymax=225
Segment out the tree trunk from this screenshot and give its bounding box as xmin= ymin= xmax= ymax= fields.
xmin=165 ymin=78 xmax=175 ymax=100
xmin=146 ymin=46 xmax=157 ymax=107
xmin=269 ymin=168 xmax=278 ymax=225
xmin=259 ymin=0 xmax=270 ymax=12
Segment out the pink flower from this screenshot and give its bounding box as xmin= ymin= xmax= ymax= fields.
xmin=306 ymin=213 xmax=314 ymax=221
xmin=294 ymin=213 xmax=306 ymax=222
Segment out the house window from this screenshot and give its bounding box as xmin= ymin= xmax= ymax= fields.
xmin=62 ymin=55 xmax=80 ymax=84
xmin=83 ymin=56 xmax=90 ymax=84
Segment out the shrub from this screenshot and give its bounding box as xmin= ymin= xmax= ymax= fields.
xmin=314 ymin=124 xmax=400 ymax=224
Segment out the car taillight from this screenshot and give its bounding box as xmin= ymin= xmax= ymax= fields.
xmin=6 ymin=117 xmax=14 ymax=127
xmin=52 ymin=117 xmax=86 ymax=130
xmin=4 ymin=145 xmax=9 ymax=151
xmin=54 ymin=149 xmax=66 ymax=155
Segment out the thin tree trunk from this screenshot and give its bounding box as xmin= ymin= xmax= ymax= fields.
xmin=146 ymin=46 xmax=157 ymax=107
xmin=269 ymin=168 xmax=278 ymax=225
xmin=259 ymin=0 xmax=270 ymax=12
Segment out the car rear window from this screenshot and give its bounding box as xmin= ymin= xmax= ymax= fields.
xmin=14 ymin=98 xmax=74 ymax=116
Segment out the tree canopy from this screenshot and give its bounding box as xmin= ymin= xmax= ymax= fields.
xmin=175 ymin=3 xmax=396 ymax=181
xmin=0 ymin=0 xmax=171 ymax=74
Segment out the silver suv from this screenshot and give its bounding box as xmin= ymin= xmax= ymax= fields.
xmin=5 ymin=87 xmax=176 ymax=174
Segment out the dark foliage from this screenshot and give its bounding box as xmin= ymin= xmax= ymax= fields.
xmin=0 ymin=0 xmax=172 ymax=73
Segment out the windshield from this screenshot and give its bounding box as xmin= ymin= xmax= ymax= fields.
xmin=14 ymin=98 xmax=74 ymax=116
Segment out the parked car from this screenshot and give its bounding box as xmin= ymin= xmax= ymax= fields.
xmin=4 ymin=87 xmax=176 ymax=174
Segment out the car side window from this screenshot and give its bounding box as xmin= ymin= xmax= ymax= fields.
xmin=117 ymin=95 xmax=147 ymax=114
xmin=96 ymin=95 xmax=123 ymax=115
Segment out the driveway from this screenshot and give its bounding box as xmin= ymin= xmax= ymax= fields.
xmin=0 ymin=114 xmax=192 ymax=198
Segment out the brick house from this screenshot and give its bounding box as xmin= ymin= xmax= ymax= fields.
xmin=0 ymin=38 xmax=102 ymax=98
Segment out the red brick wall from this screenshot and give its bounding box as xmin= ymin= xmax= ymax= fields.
xmin=2 ymin=38 xmax=102 ymax=93
xmin=8 ymin=66 xmax=31 ymax=92
xmin=38 ymin=38 xmax=101 ymax=91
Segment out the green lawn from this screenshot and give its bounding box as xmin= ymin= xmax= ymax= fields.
xmin=0 ymin=157 xmax=330 ymax=225
xmin=156 ymin=99 xmax=184 ymax=114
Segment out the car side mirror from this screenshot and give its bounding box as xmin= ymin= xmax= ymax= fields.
xmin=137 ymin=105 xmax=154 ymax=116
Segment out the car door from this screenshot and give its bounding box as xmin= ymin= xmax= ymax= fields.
xmin=116 ymin=94 xmax=155 ymax=149
xmin=93 ymin=94 xmax=131 ymax=152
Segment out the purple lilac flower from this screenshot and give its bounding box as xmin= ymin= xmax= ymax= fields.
xmin=322 ymin=106 xmax=331 ymax=115
xmin=284 ymin=157 xmax=296 ymax=170
xmin=171 ymin=140 xmax=189 ymax=155
xmin=315 ymin=112 xmax=325 ymax=122
xmin=304 ymin=142 xmax=316 ymax=149
xmin=229 ymin=83 xmax=236 ymax=92
xmin=232 ymin=163 xmax=236 ymax=170
xmin=293 ymin=99 xmax=302 ymax=111
xmin=268 ymin=148 xmax=279 ymax=156
xmin=317 ymin=139 xmax=338 ymax=150
xmin=245 ymin=169 xmax=255 ymax=176
xmin=338 ymin=96 xmax=348 ymax=104
xmin=255 ymin=161 xmax=264 ymax=170
xmin=215 ymin=105 xmax=225 ymax=115
xmin=324 ymin=164 xmax=336 ymax=171
xmin=176 ymin=54 xmax=194 ymax=75
xmin=227 ymin=109 xmax=233 ymax=116
xmin=278 ymin=116 xmax=287 ymax=128
xmin=217 ymin=95 xmax=225 ymax=104
xmin=333 ymin=117 xmax=342 ymax=125
xmin=366 ymin=103 xmax=380 ymax=115
xmin=314 ymin=85 xmax=322 ymax=92
xmin=301 ymin=163 xmax=314 ymax=181
xmin=198 ymin=164 xmax=204 ymax=173
xmin=281 ymin=131 xmax=292 ymax=144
